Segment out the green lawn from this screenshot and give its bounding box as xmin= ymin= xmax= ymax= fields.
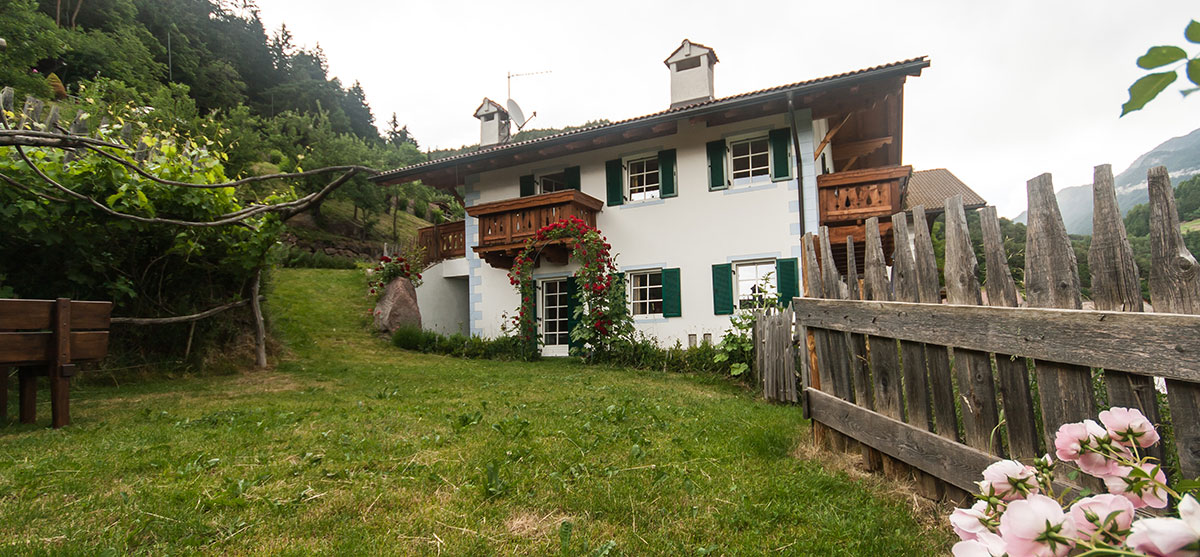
xmin=0 ymin=269 xmax=952 ymax=555
xmin=1182 ymin=217 xmax=1200 ymax=234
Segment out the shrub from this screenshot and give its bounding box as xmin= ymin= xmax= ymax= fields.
xmin=412 ymin=203 xmax=426 ymax=220
xmin=276 ymin=245 xmax=358 ymax=269
xmin=391 ymin=325 xmax=424 ymax=351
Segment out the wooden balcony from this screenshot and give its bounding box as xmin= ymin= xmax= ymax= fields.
xmin=816 ymin=165 xmax=912 ymax=275
xmin=465 ymin=189 xmax=604 ymax=269
xmin=416 ymin=220 xmax=466 ymax=266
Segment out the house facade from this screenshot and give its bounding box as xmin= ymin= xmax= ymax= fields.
xmin=374 ymin=41 xmax=929 ymax=354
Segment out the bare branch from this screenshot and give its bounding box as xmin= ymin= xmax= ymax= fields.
xmin=111 ymin=296 xmax=263 ymax=325
xmin=0 ymin=130 xmax=129 ymax=150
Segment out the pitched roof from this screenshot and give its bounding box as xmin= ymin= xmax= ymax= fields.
xmin=372 ymin=56 xmax=930 ymax=185
xmin=904 ymin=168 xmax=987 ymax=212
xmin=663 ymin=39 xmax=719 ymax=66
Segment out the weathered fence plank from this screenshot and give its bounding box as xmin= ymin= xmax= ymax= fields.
xmin=944 ymin=196 xmax=1003 ymax=455
xmin=844 ymin=236 xmax=873 ymax=411
xmin=801 ymin=233 xmax=833 ymax=446
xmin=890 ymin=213 xmax=932 ymax=431
xmin=912 ymin=206 xmax=958 ymax=442
xmin=819 ymin=227 xmax=855 ymax=403
xmin=863 ymin=218 xmax=903 ymax=421
xmin=792 ymin=299 xmax=1200 ymax=383
xmin=980 ymin=205 xmax=1040 ymax=459
xmin=1088 ymin=164 xmax=1164 ymax=463
xmin=1147 ymin=165 xmax=1200 ymax=479
xmin=1025 ymin=174 xmax=1097 ymax=454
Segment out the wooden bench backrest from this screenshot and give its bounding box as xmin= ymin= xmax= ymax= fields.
xmin=0 ymin=299 xmax=113 ymax=365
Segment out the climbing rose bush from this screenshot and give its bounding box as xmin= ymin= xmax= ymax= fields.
xmin=507 ymin=216 xmax=630 ymax=359
xmin=950 ymin=407 xmax=1199 ymax=556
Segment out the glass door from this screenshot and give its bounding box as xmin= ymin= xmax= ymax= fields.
xmin=541 ymin=278 xmax=569 ymax=357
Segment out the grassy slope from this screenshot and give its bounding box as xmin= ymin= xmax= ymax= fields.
xmin=1182 ymin=217 xmax=1200 ymax=234
xmin=0 ymin=269 xmax=952 ymax=555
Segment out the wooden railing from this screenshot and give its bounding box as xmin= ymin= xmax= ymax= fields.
xmin=465 ymin=190 xmax=604 ymax=268
xmin=416 ymin=220 xmax=466 ymax=266
xmin=816 ymin=165 xmax=911 ymax=274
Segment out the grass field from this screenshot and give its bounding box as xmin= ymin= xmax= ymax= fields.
xmin=0 ymin=269 xmax=953 ymax=555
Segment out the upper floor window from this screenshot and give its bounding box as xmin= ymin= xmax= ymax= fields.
xmin=735 ymin=260 xmax=776 ymax=309
xmin=605 ymin=151 xmax=675 ymax=207
xmin=627 ymin=156 xmax=661 ymax=202
xmin=539 ymin=171 xmax=569 ymax=193
xmin=729 ymin=136 xmax=771 ymax=183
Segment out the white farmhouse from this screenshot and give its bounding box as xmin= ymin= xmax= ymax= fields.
xmin=374 ymin=41 xmax=931 ymax=355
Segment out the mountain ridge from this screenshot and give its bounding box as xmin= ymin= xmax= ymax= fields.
xmin=1012 ymin=127 xmax=1200 ymax=234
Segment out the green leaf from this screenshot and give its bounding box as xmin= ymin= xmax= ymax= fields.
xmin=1187 ymin=20 xmax=1200 ymax=44
xmin=1189 ymin=58 xmax=1200 ymax=86
xmin=1182 ymin=86 xmax=1200 ymax=98
xmin=1122 ymin=71 xmax=1178 ymax=116
xmin=1137 ymin=46 xmax=1188 ymax=69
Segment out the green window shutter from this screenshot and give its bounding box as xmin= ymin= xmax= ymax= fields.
xmin=706 ymin=139 xmax=727 ymax=190
xmin=776 ymin=258 xmax=799 ymax=307
xmin=658 ymin=149 xmax=677 ymax=198
xmin=565 ymin=166 xmax=581 ymax=191
xmin=711 ymin=263 xmax=733 ymax=315
xmin=566 ymin=277 xmax=580 ymax=352
xmin=519 ymin=174 xmax=535 ymax=197
xmin=605 ymin=159 xmax=624 ymax=206
xmin=769 ymin=128 xmax=792 ymax=181
xmin=662 ymin=268 xmax=681 ymax=318
xmin=526 ymin=280 xmax=539 ymax=353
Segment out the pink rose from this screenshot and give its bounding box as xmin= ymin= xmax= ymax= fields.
xmin=1125 ymin=494 xmax=1200 ymax=556
xmin=1068 ymin=493 xmax=1134 ymax=541
xmin=1055 ymin=420 xmax=1122 ymax=477
xmin=981 ymin=459 xmax=1038 ymax=501
xmin=951 ymin=500 xmax=994 ymax=541
xmin=1099 ymin=407 xmax=1160 ymax=449
xmin=1105 ymin=462 xmax=1169 ymax=509
xmin=952 ymin=532 xmax=1007 ymax=557
xmin=999 ymin=494 xmax=1076 ymax=557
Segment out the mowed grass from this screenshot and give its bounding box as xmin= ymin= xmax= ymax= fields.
xmin=0 ymin=269 xmax=953 ymax=555
xmin=1182 ymin=217 xmax=1200 ymax=234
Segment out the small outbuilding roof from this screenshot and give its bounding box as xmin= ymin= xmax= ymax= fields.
xmin=904 ymin=169 xmax=987 ymax=214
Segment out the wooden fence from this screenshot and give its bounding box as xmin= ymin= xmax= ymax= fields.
xmin=791 ymin=164 xmax=1200 ymax=500
xmin=753 ymin=306 xmax=798 ymax=403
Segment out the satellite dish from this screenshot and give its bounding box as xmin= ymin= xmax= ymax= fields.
xmin=507 ymin=98 xmax=535 ymax=131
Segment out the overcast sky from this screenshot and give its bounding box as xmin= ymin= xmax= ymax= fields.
xmin=254 ymin=0 xmax=1200 ymax=218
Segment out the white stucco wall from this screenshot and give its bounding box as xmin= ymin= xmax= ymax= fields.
xmin=414 ymin=261 xmax=470 ymax=336
xmin=460 ymin=110 xmax=820 ymax=346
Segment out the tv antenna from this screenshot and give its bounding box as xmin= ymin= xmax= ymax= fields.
xmin=506 ymin=70 xmax=550 ymax=131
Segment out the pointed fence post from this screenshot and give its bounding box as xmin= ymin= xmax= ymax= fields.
xmin=980 ymin=205 xmax=1040 ymax=459
xmin=943 ymin=196 xmax=1003 ymax=455
xmin=1146 ymin=165 xmax=1200 ymax=479
xmin=1024 ymin=174 xmax=1097 ymax=455
xmin=911 ymin=206 xmax=958 ymax=443
xmin=1088 ymin=164 xmax=1163 ymax=463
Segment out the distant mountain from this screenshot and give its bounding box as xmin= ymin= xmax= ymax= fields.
xmin=1013 ymin=128 xmax=1200 ymax=234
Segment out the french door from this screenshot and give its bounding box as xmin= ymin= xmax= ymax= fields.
xmin=541 ymin=278 xmax=569 ymax=357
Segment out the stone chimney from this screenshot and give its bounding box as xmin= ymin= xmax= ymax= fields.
xmin=474 ymin=98 xmax=510 ymax=147
xmin=664 ymin=40 xmax=718 ymax=108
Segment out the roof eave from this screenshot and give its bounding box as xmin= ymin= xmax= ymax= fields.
xmin=371 ymin=57 xmax=930 ymax=186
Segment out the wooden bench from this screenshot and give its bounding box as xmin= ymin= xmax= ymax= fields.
xmin=1 ymin=298 xmax=112 ymax=428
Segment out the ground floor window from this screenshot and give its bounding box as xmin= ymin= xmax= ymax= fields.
xmin=735 ymin=260 xmax=776 ymax=309
xmin=541 ymin=278 xmax=569 ymax=356
xmin=628 ymin=270 xmax=663 ymax=316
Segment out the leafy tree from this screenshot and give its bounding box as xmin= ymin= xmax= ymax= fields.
xmin=0 ymin=0 xmax=64 ymax=98
xmin=1122 ymin=20 xmax=1200 ymax=115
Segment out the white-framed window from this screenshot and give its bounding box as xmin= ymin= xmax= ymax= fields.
xmin=541 ymin=278 xmax=569 ymax=357
xmin=539 ymin=171 xmax=569 ymax=194
xmin=628 ymin=270 xmax=664 ymax=316
xmin=626 ymin=156 xmax=661 ymax=202
xmin=729 ymin=136 xmax=771 ymax=184
xmin=735 ymin=260 xmax=776 ymax=309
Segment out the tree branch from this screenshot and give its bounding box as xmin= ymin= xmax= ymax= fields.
xmin=110 ymin=296 xmax=263 ymax=325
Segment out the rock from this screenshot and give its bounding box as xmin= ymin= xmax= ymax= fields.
xmin=373 ymin=277 xmax=421 ymax=333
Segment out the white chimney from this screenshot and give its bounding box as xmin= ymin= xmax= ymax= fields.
xmin=474 ymin=98 xmax=510 ymax=147
xmin=664 ymin=39 xmax=718 ymax=108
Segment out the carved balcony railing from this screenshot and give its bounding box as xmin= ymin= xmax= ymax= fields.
xmin=465 ymin=189 xmax=604 ymax=269
xmin=416 ymin=219 xmax=466 ymax=266
xmin=816 ymin=164 xmax=912 ymax=275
